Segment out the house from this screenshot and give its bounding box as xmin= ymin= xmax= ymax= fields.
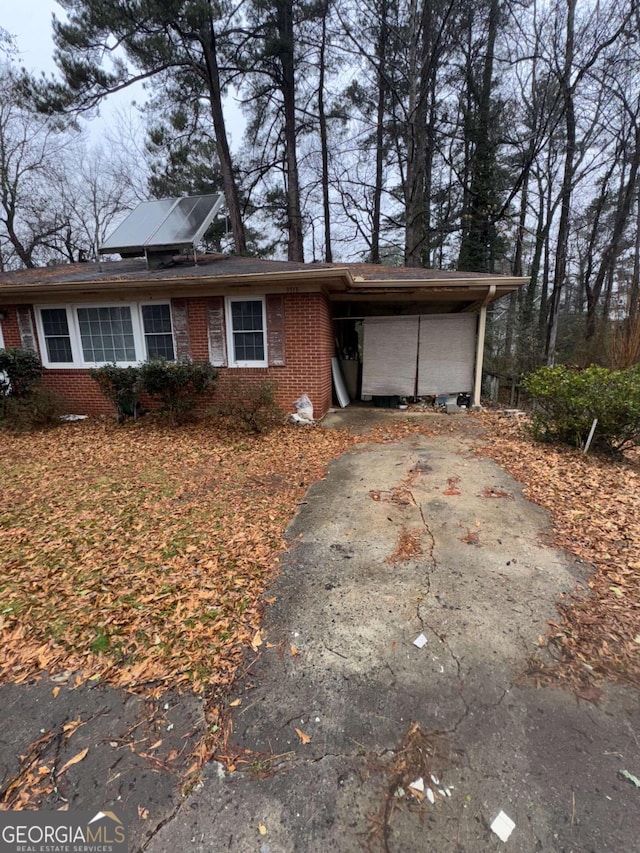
xmin=0 ymin=254 xmax=527 ymax=418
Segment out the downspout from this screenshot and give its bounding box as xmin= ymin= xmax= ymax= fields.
xmin=473 ymin=285 xmax=496 ymax=409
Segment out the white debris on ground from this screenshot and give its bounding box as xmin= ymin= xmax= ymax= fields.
xmin=292 ymin=394 xmax=314 ymax=424
xmin=490 ymin=810 xmax=516 ymax=842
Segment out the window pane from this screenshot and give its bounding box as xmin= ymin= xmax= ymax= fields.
xmin=77 ymin=306 xmax=135 ymax=362
xmin=141 ymin=304 xmax=172 ymax=334
xmin=146 ymin=334 xmax=175 ymax=360
xmin=231 ymin=300 xmax=263 ymax=332
xmin=46 ymin=336 xmax=73 ymax=363
xmin=234 ymin=331 xmax=265 ymax=362
xmin=41 ymin=309 xmax=69 ymax=337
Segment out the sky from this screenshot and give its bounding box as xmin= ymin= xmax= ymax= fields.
xmin=2 ymin=0 xmax=146 ymax=139
xmin=1 ymin=0 xmax=246 ymax=151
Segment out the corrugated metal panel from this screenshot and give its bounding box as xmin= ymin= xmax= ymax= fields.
xmin=361 ymin=316 xmax=419 ymax=396
xmin=417 ymin=314 xmax=476 ymax=395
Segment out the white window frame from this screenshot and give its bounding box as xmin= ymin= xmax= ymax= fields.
xmin=0 ymin=320 xmax=4 ymax=350
xmin=225 ymin=297 xmax=268 ymax=368
xmin=34 ymin=301 xmax=175 ymax=369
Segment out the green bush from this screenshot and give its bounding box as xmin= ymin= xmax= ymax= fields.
xmin=0 ymin=347 xmax=43 ymax=402
xmin=90 ymin=365 xmax=141 ymax=422
xmin=139 ymin=359 xmax=218 ymax=424
xmin=0 ymin=387 xmax=61 ymax=432
xmin=522 ymin=364 xmax=640 ymax=453
xmin=213 ymin=381 xmax=283 ymax=433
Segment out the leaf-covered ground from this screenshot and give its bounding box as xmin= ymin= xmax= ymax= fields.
xmin=0 ymin=416 xmax=438 ymax=698
xmin=0 ymin=420 xmax=351 ymax=694
xmin=1 ymin=409 xmax=638 ymax=796
xmin=476 ymin=412 xmax=640 ymax=689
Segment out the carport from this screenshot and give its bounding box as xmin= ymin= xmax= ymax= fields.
xmin=328 ymin=271 xmax=524 ymax=407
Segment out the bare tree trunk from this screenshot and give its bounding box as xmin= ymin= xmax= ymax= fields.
xmin=404 ymin=0 xmax=428 ymax=267
xmin=586 ymin=124 xmax=640 ymax=338
xmin=202 ymin=25 xmax=247 ymax=255
xmin=317 ymin=0 xmax=332 ymax=262
xmin=370 ymin=0 xmax=389 ymax=264
xmin=629 ymin=187 xmax=640 ymax=327
xmin=276 ymin=0 xmax=304 ymax=261
xmin=546 ymin=0 xmax=576 ymax=364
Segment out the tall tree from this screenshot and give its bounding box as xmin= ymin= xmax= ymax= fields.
xmin=457 ymin=0 xmax=503 ymax=273
xmin=0 ymin=65 xmax=70 ymax=268
xmin=242 ymin=0 xmax=307 ymax=261
xmin=23 ymin=0 xmax=247 ymax=254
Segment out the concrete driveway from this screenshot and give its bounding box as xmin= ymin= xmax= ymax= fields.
xmin=148 ymin=414 xmax=640 ymax=852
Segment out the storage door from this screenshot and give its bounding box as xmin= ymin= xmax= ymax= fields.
xmin=417 ymin=314 xmax=476 ymax=395
xmin=361 ymin=316 xmax=419 ymax=396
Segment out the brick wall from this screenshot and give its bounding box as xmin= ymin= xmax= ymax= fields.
xmin=194 ymin=291 xmax=335 ymax=417
xmin=1 ymin=293 xmax=336 ymax=419
xmin=0 ymin=305 xmax=24 ymax=349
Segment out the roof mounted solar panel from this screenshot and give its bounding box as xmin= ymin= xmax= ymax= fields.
xmin=99 ymin=193 xmax=224 ymax=266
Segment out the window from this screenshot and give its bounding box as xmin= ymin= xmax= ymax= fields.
xmin=77 ymin=306 xmax=136 ymax=363
xmin=141 ymin=304 xmax=175 ymax=360
xmin=226 ymin=298 xmax=267 ymax=367
xmin=36 ymin=303 xmax=175 ymax=368
xmin=41 ymin=308 xmax=73 ymax=363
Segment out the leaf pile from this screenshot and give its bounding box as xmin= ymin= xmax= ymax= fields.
xmin=476 ymin=412 xmax=640 ymax=688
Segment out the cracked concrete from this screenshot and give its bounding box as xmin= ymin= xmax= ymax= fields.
xmin=147 ymin=414 xmax=640 ymax=852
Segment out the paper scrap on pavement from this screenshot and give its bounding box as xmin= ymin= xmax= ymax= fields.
xmin=409 ymin=777 xmax=424 ymax=793
xmin=413 ymin=633 xmax=428 ymax=648
xmin=426 ymin=787 xmax=435 ymax=804
xmin=491 ymin=810 xmax=515 ymax=842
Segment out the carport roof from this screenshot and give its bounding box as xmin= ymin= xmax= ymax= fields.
xmin=0 ymin=254 xmax=527 ymax=306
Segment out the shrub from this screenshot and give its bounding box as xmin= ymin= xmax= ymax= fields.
xmin=139 ymin=359 xmax=218 ymax=424
xmin=213 ymin=381 xmax=283 ymax=433
xmin=0 ymin=387 xmax=61 ymax=432
xmin=0 ymin=347 xmax=43 ymax=403
xmin=90 ymin=365 xmax=141 ymax=422
xmin=522 ymin=364 xmax=640 ymax=453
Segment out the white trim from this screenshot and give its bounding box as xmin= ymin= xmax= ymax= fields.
xmin=0 ymin=320 xmax=4 ymax=349
xmin=34 ymin=300 xmax=175 ymax=369
xmin=225 ymin=296 xmax=268 ymax=368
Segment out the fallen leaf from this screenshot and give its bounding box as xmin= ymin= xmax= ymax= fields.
xmin=149 ymin=740 xmax=163 ymax=750
xmin=57 ymin=748 xmax=88 ymax=776
xmin=295 ymin=728 xmax=311 ymax=744
xmin=258 ymin=824 xmax=267 ymax=835
xmin=574 ymin=685 xmax=602 ymax=704
xmin=290 ymin=645 xmax=299 ymax=656
xmin=251 ymin=630 xmax=263 ymax=652
xmin=138 ymin=805 xmax=149 ymax=820
xmin=52 ymin=687 xmax=60 ymax=698
xmin=229 ymin=698 xmax=241 ymax=707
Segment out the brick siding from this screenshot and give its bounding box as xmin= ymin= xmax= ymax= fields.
xmin=1 ymin=294 xmax=336 ymax=419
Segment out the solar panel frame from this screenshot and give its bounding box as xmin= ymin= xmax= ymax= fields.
xmin=99 ymin=194 xmax=224 ymax=256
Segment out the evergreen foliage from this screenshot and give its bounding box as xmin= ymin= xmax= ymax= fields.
xmin=523 ymin=364 xmax=640 ymax=453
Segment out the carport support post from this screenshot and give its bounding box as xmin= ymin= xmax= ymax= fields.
xmin=473 ymin=285 xmax=496 ymax=409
